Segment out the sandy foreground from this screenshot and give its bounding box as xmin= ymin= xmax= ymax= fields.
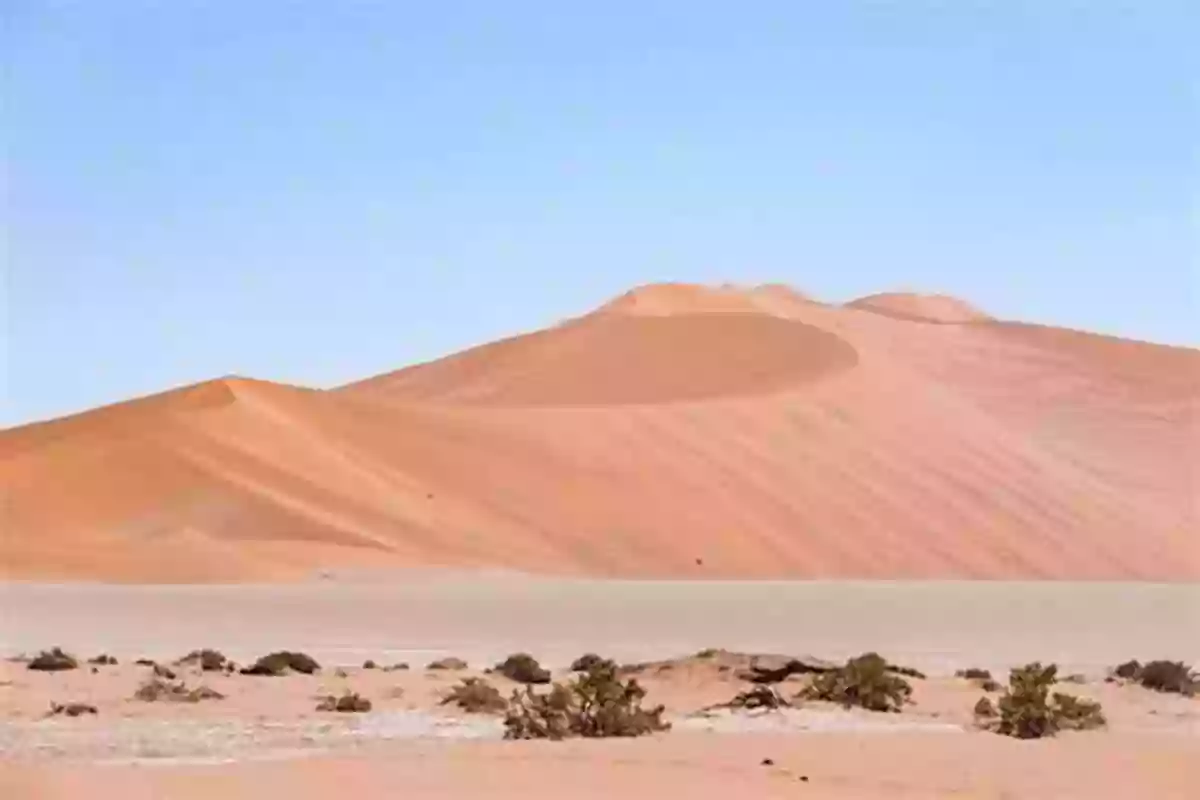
xmin=2 ymin=577 xmax=1198 ymax=797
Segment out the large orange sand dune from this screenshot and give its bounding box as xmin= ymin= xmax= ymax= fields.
xmin=2 ymin=283 xmax=1197 ymax=581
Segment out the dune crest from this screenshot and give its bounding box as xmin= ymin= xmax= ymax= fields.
xmin=3 ymin=282 xmax=1197 ymax=582
xmin=846 ymin=292 xmax=993 ymax=323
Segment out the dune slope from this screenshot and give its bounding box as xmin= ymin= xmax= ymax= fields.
xmin=3 ymin=283 xmax=1197 ymax=581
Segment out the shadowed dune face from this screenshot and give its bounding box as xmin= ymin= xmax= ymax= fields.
xmin=2 ymin=283 xmax=1197 ymax=582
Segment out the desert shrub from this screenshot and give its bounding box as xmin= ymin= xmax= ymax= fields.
xmin=27 ymin=648 xmax=78 ymax=672
xmin=494 ymin=653 xmax=551 ymax=684
xmin=88 ymin=654 xmax=118 ymax=666
xmin=134 ymin=658 xmax=156 ymax=667
xmin=362 ymin=660 xmax=378 ymax=670
xmin=48 ymin=702 xmax=97 ymax=717
xmin=179 ymin=649 xmax=228 ymax=672
xmin=956 ymin=668 xmax=992 ymax=681
xmin=1135 ymin=661 xmax=1196 ymax=696
xmin=153 ymin=663 xmax=178 ymax=679
xmin=570 ymin=653 xmax=615 ymax=673
xmin=1113 ymin=660 xmax=1141 ymax=679
xmin=973 ymin=697 xmax=997 ymax=718
xmin=886 ymin=661 xmax=927 ymax=680
xmin=981 ymin=662 xmax=1105 ymax=739
xmin=316 ymin=691 xmax=372 ymax=712
xmin=441 ymin=678 xmax=509 ymax=714
xmin=133 ymin=677 xmax=225 ymax=703
xmin=427 ymin=657 xmax=469 ymax=671
xmin=384 ymin=663 xmax=410 ymax=672
xmin=695 ymin=648 xmax=720 ymax=659
xmin=980 ymin=679 xmax=1003 ymax=692
xmin=504 ymin=661 xmax=669 ymax=740
xmin=727 ymin=685 xmax=791 ymax=710
xmin=799 ymin=652 xmax=912 ymax=713
xmin=240 ymin=651 xmax=320 ymax=676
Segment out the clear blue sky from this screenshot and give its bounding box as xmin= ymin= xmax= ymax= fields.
xmin=4 ymin=1 xmax=1197 ymax=426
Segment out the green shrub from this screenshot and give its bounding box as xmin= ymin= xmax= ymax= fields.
xmin=504 ymin=661 xmax=670 ymax=740
xmin=27 ymin=648 xmax=78 ymax=672
xmin=178 ymin=649 xmax=228 ymax=672
xmin=799 ymin=653 xmax=912 ymax=713
xmin=980 ymin=663 xmax=1105 ymax=739
xmin=441 ymin=678 xmax=508 ymax=714
xmin=570 ymin=653 xmax=615 ymax=673
xmin=316 ymin=691 xmax=372 ymax=712
xmin=1135 ymin=661 xmax=1196 ymax=696
xmin=240 ymin=651 xmax=320 ymax=676
xmin=494 ymin=653 xmax=551 ymax=684
xmin=727 ymin=685 xmax=790 ymax=710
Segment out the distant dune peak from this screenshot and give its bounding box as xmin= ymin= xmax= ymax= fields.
xmin=845 ymin=292 xmax=992 ymax=324
xmin=595 ymin=281 xmax=815 ymax=317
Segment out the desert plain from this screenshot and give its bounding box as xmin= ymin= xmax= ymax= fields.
xmin=2 ymin=284 xmax=1198 ymax=797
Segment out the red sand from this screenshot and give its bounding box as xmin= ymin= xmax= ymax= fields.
xmin=3 ymin=283 xmax=1197 ymax=582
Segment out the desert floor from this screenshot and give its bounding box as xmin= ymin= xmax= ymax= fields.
xmin=2 ymin=576 xmax=1198 ymax=798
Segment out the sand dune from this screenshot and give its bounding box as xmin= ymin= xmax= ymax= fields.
xmin=3 ymin=283 xmax=1197 ymax=581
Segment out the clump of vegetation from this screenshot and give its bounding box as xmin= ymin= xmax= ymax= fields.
xmin=695 ymin=648 xmax=720 ymax=659
xmin=799 ymin=652 xmax=913 ymax=713
xmin=316 ymin=691 xmax=372 ymax=712
xmin=178 ymin=649 xmax=228 ymax=672
xmin=504 ymin=661 xmax=670 ymax=740
xmin=886 ymin=661 xmax=927 ymax=680
xmin=240 ymin=651 xmax=320 ymax=676
xmin=726 ymin=685 xmax=791 ymax=711
xmin=134 ymin=658 xmax=156 ymax=667
xmin=133 ymin=677 xmax=225 ymax=703
xmin=362 ymin=660 xmax=378 ymax=670
xmin=976 ymin=662 xmax=1105 ymax=739
xmin=570 ymin=653 xmax=616 ymax=673
xmin=494 ymin=653 xmax=551 ymax=684
xmin=384 ymin=663 xmax=410 ymax=672
xmin=427 ymin=657 xmax=469 ymax=671
xmin=88 ymin=654 xmax=118 ymax=666
xmin=1139 ymin=661 xmax=1196 ymax=695
xmin=441 ymin=677 xmax=509 ymax=714
xmin=1113 ymin=660 xmax=1141 ymax=680
xmin=48 ymin=702 xmax=97 ymax=717
xmin=973 ymin=696 xmax=997 ymax=718
xmin=153 ymin=663 xmax=178 ymax=679
xmin=27 ymin=648 xmax=78 ymax=672
xmin=955 ymin=668 xmax=993 ymax=681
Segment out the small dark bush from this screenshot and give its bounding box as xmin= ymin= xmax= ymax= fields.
xmin=88 ymin=654 xmax=118 ymax=666
xmin=956 ymin=668 xmax=993 ymax=681
xmin=27 ymin=648 xmax=78 ymax=672
xmin=179 ymin=649 xmax=228 ymax=672
xmin=494 ymin=653 xmax=551 ymax=684
xmin=441 ymin=678 xmax=509 ymax=714
xmin=240 ymin=651 xmax=320 ymax=676
xmin=363 ymin=660 xmax=378 ymax=670
xmin=973 ymin=697 xmax=997 ymax=718
xmin=727 ymin=685 xmax=791 ymax=711
xmin=153 ymin=663 xmax=178 ymax=679
xmin=1113 ymin=660 xmax=1141 ymax=679
xmin=133 ymin=677 xmax=225 ymax=703
xmin=980 ymin=663 xmax=1105 ymax=739
xmin=504 ymin=661 xmax=669 ymax=740
xmin=316 ymin=691 xmax=372 ymax=712
xmin=427 ymin=657 xmax=469 ymax=671
xmin=48 ymin=702 xmax=97 ymax=717
xmin=570 ymin=653 xmax=616 ymax=673
xmin=799 ymin=653 xmax=912 ymax=713
xmin=980 ymin=679 xmax=1003 ymax=693
xmin=886 ymin=661 xmax=926 ymax=680
xmin=1135 ymin=661 xmax=1196 ymax=696
xmin=384 ymin=663 xmax=410 ymax=672
xmin=695 ymin=648 xmax=720 ymax=659
xmin=134 ymin=658 xmax=156 ymax=667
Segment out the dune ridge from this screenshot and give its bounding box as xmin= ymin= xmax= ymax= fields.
xmin=3 ymin=283 xmax=1197 ymax=582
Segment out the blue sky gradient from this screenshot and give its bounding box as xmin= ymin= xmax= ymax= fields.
xmin=4 ymin=1 xmax=1197 ymax=425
